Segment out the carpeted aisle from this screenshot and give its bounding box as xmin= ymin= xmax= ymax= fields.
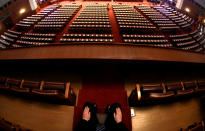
xmin=72 ymin=80 xmax=132 ymax=131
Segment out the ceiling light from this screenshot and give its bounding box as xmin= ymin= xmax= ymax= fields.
xmin=185 ymin=8 xmax=190 ymax=13
xmin=19 ymin=8 xmax=26 ymax=14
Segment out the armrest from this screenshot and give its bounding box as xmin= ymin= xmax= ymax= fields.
xmin=5 ymin=78 xmax=9 ymax=87
xmin=180 ymin=81 xmax=185 ymax=91
xmin=40 ymin=81 xmax=44 ymax=90
xmin=136 ymin=84 xmax=141 ymax=101
xmin=65 ymin=82 xmax=70 ymax=99
xmin=20 ymin=79 xmax=24 ymax=89
xmin=162 ymin=82 xmax=166 ymax=94
xmin=202 ymin=120 xmax=204 ymax=128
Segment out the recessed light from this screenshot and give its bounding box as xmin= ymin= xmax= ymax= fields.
xmin=185 ymin=8 xmax=190 ymax=13
xmin=19 ymin=8 xmax=26 ymax=14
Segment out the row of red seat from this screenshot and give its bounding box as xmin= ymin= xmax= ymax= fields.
xmin=0 ymin=117 xmax=30 ymax=131
xmin=63 ymin=33 xmax=113 ymax=38
xmin=181 ymin=120 xmax=205 ymax=131
xmin=0 ymin=30 xmax=21 ymax=48
xmin=60 ymin=33 xmax=113 ymax=43
xmin=20 ymin=36 xmax=54 ymax=42
xmin=60 ymin=38 xmax=113 ymax=43
xmin=129 ymin=80 xmax=205 ymax=105
xmin=0 ymin=77 xmax=76 ymax=105
xmin=123 ymin=39 xmax=169 ymax=46
xmin=113 ymin=4 xmax=156 ymax=34
xmin=16 ymin=5 xmax=60 ymax=31
xmin=34 ymin=4 xmax=82 ymax=32
xmin=123 ymin=34 xmax=165 ymax=39
xmin=70 ymin=4 xmax=111 ymax=33
xmin=25 ymin=33 xmax=56 ymax=38
xmin=16 ymin=40 xmax=50 ymax=47
xmin=37 ymin=21 xmax=66 ymax=25
xmin=135 ymin=5 xmax=180 ymax=31
xmin=72 ymin=21 xmax=110 ymax=25
xmin=154 ymin=5 xmax=194 ymax=30
xmin=168 ymin=26 xmax=205 ymax=52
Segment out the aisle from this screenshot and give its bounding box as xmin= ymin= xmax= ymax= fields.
xmin=72 ymin=79 xmax=132 ymax=131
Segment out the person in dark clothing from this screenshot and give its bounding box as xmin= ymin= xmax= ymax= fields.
xmin=74 ymin=102 xmax=129 ymax=131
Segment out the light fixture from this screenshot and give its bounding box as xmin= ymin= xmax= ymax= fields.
xmin=204 ymin=19 xmax=205 ymax=24
xmin=185 ymin=8 xmax=190 ymax=13
xmin=19 ymin=8 xmax=26 ymax=14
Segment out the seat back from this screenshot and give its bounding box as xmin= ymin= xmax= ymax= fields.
xmin=141 ymin=83 xmax=164 ymax=94
xmin=166 ymin=82 xmax=183 ymax=92
xmin=0 ymin=77 xmax=6 ymax=86
xmin=43 ymin=82 xmax=65 ymax=91
xmin=23 ymin=80 xmax=40 ymax=89
xmin=7 ymin=79 xmax=21 ymax=88
xmin=197 ymin=80 xmax=205 ymax=89
xmin=187 ymin=121 xmax=204 ymax=131
xmin=0 ymin=118 xmax=16 ymax=131
xmin=183 ymin=81 xmax=196 ymax=90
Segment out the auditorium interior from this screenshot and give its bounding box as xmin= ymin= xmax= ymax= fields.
xmin=0 ymin=0 xmax=205 ymax=131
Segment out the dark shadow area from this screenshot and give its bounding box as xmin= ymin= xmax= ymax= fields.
xmin=199 ymin=95 xmax=205 ymax=119
xmin=0 ymin=89 xmax=70 ymax=106
xmin=130 ymin=93 xmax=205 ymax=107
xmin=0 ymin=59 xmax=205 ymax=83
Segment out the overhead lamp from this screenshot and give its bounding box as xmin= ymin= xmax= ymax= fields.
xmin=204 ymin=19 xmax=205 ymax=24
xmin=19 ymin=8 xmax=26 ymax=14
xmin=185 ymin=8 xmax=190 ymax=13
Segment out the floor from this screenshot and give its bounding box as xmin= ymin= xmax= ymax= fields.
xmin=1 ymin=0 xmax=205 ymax=130
xmin=0 ymin=93 xmax=74 ymax=131
xmin=0 ymin=89 xmax=204 ymax=131
xmin=131 ymin=96 xmax=205 ymax=131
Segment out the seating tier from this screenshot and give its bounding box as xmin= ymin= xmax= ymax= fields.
xmin=0 ymin=77 xmax=76 ymax=105
xmin=129 ymin=80 xmax=205 ymax=105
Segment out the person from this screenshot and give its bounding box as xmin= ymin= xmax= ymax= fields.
xmin=74 ymin=102 xmax=129 ymax=131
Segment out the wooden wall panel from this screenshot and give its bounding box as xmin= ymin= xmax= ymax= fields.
xmin=0 ymin=45 xmax=205 ymax=63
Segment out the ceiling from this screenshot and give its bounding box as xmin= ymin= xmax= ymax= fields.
xmin=194 ymin=0 xmax=205 ymax=8
xmin=0 ymin=0 xmax=10 ymax=8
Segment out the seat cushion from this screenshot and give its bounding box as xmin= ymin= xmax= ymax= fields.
xmin=187 ymin=122 xmax=204 ymax=131
xmin=166 ymin=83 xmax=183 ymax=92
xmin=32 ymin=89 xmax=62 ymax=95
xmin=197 ymin=81 xmax=205 ymax=89
xmin=43 ymin=82 xmax=65 ymax=91
xmin=141 ymin=84 xmax=163 ymax=94
xmin=23 ymin=81 xmax=40 ymax=89
xmin=183 ymin=82 xmax=196 ymax=90
xmin=196 ymin=87 xmax=205 ymax=92
xmin=9 ymin=87 xmax=30 ymax=93
xmin=0 ymin=119 xmax=16 ymax=131
xmin=0 ymin=86 xmax=8 ymax=89
xmin=149 ymin=91 xmax=175 ymax=99
xmin=0 ymin=77 xmax=6 ymax=86
xmin=7 ymin=79 xmax=21 ymax=88
xmin=177 ymin=89 xmax=194 ymax=96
